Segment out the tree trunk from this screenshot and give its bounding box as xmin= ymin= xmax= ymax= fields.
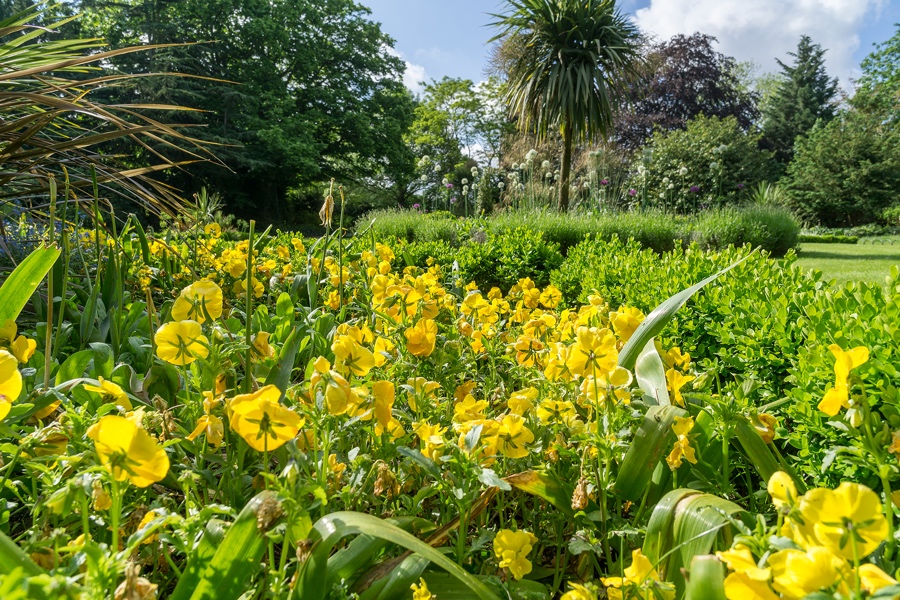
xmin=558 ymin=124 xmax=573 ymax=213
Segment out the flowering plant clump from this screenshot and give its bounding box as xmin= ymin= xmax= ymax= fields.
xmin=0 ymin=205 xmax=897 ymax=599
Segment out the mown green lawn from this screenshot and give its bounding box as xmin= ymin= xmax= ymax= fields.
xmin=796 ymin=241 xmax=900 ymax=286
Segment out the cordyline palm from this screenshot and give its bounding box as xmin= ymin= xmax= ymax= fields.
xmin=0 ymin=5 xmax=223 ymax=222
xmin=490 ymin=0 xmax=642 ymax=212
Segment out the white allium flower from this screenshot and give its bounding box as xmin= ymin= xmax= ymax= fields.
xmin=461 ymin=178 xmax=468 ymax=185
xmin=541 ymin=160 xmax=551 ymax=170
xmin=678 ymin=166 xmax=688 ymax=176
xmin=709 ymin=162 xmax=719 ymax=170
xmin=434 ymin=165 xmax=442 ymax=173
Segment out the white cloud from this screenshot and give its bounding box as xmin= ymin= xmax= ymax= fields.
xmin=634 ymin=0 xmax=886 ymax=88
xmin=385 ymin=46 xmax=429 ymax=95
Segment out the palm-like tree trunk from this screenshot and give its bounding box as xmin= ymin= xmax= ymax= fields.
xmin=558 ymin=123 xmax=573 ymax=212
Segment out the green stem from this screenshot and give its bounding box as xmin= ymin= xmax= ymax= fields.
xmin=43 ymin=177 xmax=57 ymax=390
xmin=882 ymin=470 xmax=896 ymax=562
xmin=243 ymin=220 xmax=255 ymax=393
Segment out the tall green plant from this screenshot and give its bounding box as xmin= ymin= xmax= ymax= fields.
xmin=489 ymin=0 xmax=643 ymax=212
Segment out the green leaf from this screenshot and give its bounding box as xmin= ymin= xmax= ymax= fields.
xmin=295 ymin=511 xmax=500 ymax=600
xmin=0 ymin=529 xmax=43 ymax=577
xmin=685 ymin=555 xmax=727 ymax=600
xmin=643 ymin=490 xmax=746 ymax=595
xmin=0 ymin=245 xmax=60 ymax=325
xmin=614 ymin=405 xmax=686 ymax=502
xmin=634 ymin=338 xmax=669 ymax=405
xmin=55 ymin=350 xmax=93 ymax=387
xmin=264 ymin=326 xmax=304 ymax=400
xmin=505 ymin=471 xmax=578 ymax=519
xmin=326 ymin=516 xmax=426 ymax=589
xmin=170 ymin=491 xmax=280 ymax=600
xmin=171 ymin=519 xmax=227 ymax=598
xmin=619 ymin=251 xmax=756 ymax=370
xmin=733 ymin=420 xmax=805 ymax=493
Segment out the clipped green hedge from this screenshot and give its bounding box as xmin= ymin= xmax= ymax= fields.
xmin=798 ymin=233 xmax=859 ymax=244
xmin=360 ymin=203 xmax=800 ymax=258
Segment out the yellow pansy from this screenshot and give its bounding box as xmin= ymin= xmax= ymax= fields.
xmin=83 ymin=377 xmax=133 ymax=411
xmin=508 ymin=387 xmax=537 ymax=415
xmin=331 ymin=335 xmax=375 ymax=377
xmin=716 ymin=545 xmax=771 ymax=581
xmin=87 ymin=415 xmax=170 ymax=488
xmin=493 ymin=529 xmax=537 ymax=581
xmin=453 ymin=394 xmax=488 ymax=423
xmin=310 ymin=357 xmax=358 ymax=415
xmin=560 ymin=582 xmax=598 ymax=600
xmin=767 ymin=471 xmax=798 ymax=509
xmin=818 ymin=344 xmax=868 ymax=416
xmin=566 ymin=326 xmax=617 ymax=378
xmin=137 ymin=510 xmax=160 ymax=544
xmin=9 ymin=335 xmax=36 ymax=364
xmin=665 ymin=368 xmax=694 ymax=407
xmin=492 ymin=414 xmax=534 ymax=459
xmin=536 ymin=399 xmax=578 ymax=426
xmin=539 ymin=285 xmax=562 ymax=309
xmin=186 ymin=392 xmax=224 ymax=448
xmin=171 ymin=280 xmax=223 ymax=323
xmin=371 ymin=380 xmax=395 ymax=430
xmin=769 ymin=546 xmax=846 ymax=599
xmin=859 ymin=563 xmax=898 ymax=593
xmin=723 ymin=572 xmax=779 ymax=600
xmin=373 ymin=336 xmax=396 ymax=367
xmin=155 ymin=321 xmax=209 ymax=365
xmin=410 ymin=577 xmax=434 ymax=600
xmin=404 ymin=319 xmax=437 ymax=358
xmin=229 ymin=385 xmax=303 ymax=452
xmin=0 ymin=349 xmax=23 ymax=420
xmin=610 ymin=306 xmax=644 ymax=342
xmin=666 ymin=416 xmax=698 ymax=469
xmin=415 ymin=421 xmax=446 ymax=461
xmin=601 ymin=548 xmax=674 ymax=600
xmin=798 ymin=482 xmax=887 ymax=559
xmin=252 ymin=331 xmax=275 ymax=360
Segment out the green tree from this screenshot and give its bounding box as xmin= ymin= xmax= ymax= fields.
xmin=75 ymin=0 xmax=413 ymax=222
xmin=853 ymin=23 xmax=900 ymax=121
xmin=489 ymin=0 xmax=642 ymax=212
xmin=781 ymin=111 xmax=900 ymax=226
xmin=762 ymin=35 xmax=839 ymax=164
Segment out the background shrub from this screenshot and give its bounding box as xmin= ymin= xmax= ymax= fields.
xmin=456 ymin=227 xmax=563 ymax=290
xmin=782 ymin=110 xmax=900 ymax=227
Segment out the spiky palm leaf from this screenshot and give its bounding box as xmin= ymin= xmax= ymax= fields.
xmin=0 ymin=5 xmax=224 ymax=220
xmin=489 ymin=0 xmax=642 ymax=211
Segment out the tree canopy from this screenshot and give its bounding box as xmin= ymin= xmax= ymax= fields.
xmin=612 ymin=33 xmax=758 ymax=152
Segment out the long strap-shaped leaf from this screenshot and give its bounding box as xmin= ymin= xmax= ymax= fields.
xmin=614 ymin=404 xmax=686 ymax=502
xmin=297 ymin=512 xmax=500 ymax=600
xmin=170 ymin=492 xmax=278 ymax=600
xmin=618 ymin=250 xmax=757 ymax=370
xmin=0 ymin=528 xmax=43 ymax=577
xmin=0 ymin=244 xmax=60 ymax=325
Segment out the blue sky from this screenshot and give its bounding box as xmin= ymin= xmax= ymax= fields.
xmin=363 ymin=0 xmax=899 ymax=94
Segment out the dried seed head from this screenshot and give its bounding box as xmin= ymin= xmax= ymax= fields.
xmin=256 ymin=495 xmax=284 ymax=532
xmin=571 ymin=477 xmax=589 ymax=511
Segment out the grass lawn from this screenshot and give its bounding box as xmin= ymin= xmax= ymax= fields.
xmin=796 ymin=241 xmax=900 ymax=286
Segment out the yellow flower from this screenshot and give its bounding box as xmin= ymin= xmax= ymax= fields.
xmin=373 ymin=336 xmax=396 ymax=367
xmin=767 ymin=471 xmax=798 ymax=509
xmin=601 ymin=548 xmax=674 ymax=600
xmin=171 ymin=280 xmax=223 ymax=324
xmin=331 ymin=335 xmax=375 ymax=377
xmin=666 ymin=416 xmax=698 ymax=469
xmin=493 ymin=529 xmax=537 ymax=580
xmin=508 ymin=387 xmax=537 ymax=415
xmin=755 ymin=413 xmax=778 ymax=444
xmin=723 ymin=572 xmax=779 ymax=600
xmin=818 ymin=344 xmax=868 ymax=416
xmin=229 ymin=385 xmax=303 ymax=452
xmin=9 ymin=335 xmax=36 ymax=363
xmin=372 ymin=381 xmax=395 ymax=430
xmin=716 ymin=545 xmax=771 ymax=581
xmin=492 ymin=414 xmax=534 ymax=459
xmin=242 ymin=330 xmax=269 ymax=361
xmin=155 ymin=321 xmax=209 ymax=365
xmin=87 ymin=415 xmax=170 ymax=487
xmin=137 ymin=510 xmax=160 ymax=544
xmin=798 ymin=482 xmax=887 ymax=559
xmin=310 ymin=357 xmax=358 ymax=415
xmin=0 ymin=349 xmax=23 ymax=420
xmin=415 ymin=421 xmax=446 ymax=461
xmin=567 ymin=326 xmax=618 ymax=378
xmin=769 ymin=546 xmax=846 ymax=599
xmin=514 ymin=335 xmax=544 ymax=366
xmin=291 ymin=238 xmax=305 ymax=253
xmin=662 ymin=346 xmax=691 ymax=369
xmin=536 ymin=399 xmax=577 ymax=426
xmin=204 ymin=222 xmax=221 ymax=238
xmin=539 ymin=285 xmax=562 ymax=309
xmin=410 ymin=577 xmax=434 ymax=600
xmin=83 ymin=377 xmax=133 ymax=410
xmin=453 ymin=394 xmax=488 ymax=423
xmin=404 ymin=319 xmax=437 ymax=358
xmin=610 ymin=306 xmax=644 ymax=342
xmin=859 ymin=563 xmax=898 ymax=594
xmin=186 ymin=392 xmax=224 ymax=448
xmin=560 ymin=582 xmax=598 ymax=600
xmin=665 ymin=368 xmax=694 ymax=407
